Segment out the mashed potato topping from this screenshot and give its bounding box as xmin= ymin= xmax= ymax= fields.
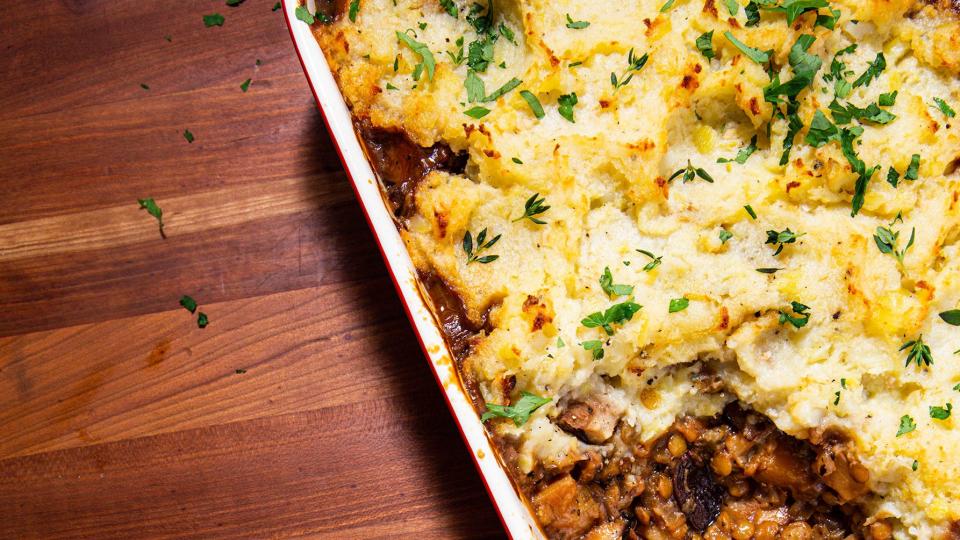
xmin=312 ymin=0 xmax=960 ymax=536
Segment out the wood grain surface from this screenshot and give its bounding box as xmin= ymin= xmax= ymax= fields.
xmin=0 ymin=1 xmax=503 ymax=538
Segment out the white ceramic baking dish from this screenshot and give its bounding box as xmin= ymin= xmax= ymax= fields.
xmin=281 ymin=2 xmax=544 ymax=538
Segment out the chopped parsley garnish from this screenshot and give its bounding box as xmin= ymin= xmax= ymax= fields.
xmin=932 ymin=97 xmax=957 ymax=118
xmin=896 ymin=415 xmax=916 ymax=437
xmin=905 ymin=154 xmax=921 ymax=181
xmin=852 ymin=53 xmax=886 ymax=88
xmin=466 ymin=73 xmax=487 ymax=102
xmin=557 ymin=93 xmax=578 ymax=122
xmin=756 ymin=267 xmax=782 ymax=274
xmin=294 ymin=6 xmax=315 ymax=24
xmin=717 ymin=135 xmax=757 ymax=164
xmin=912 ymin=459 xmax=920 ymax=471
xmin=830 ymin=100 xmax=896 ymax=125
xmin=660 ymin=0 xmax=677 ymax=11
xmin=696 ymin=31 xmax=715 ymax=60
xmin=464 ymin=106 xmax=491 ymax=118
xmin=744 ymin=205 xmax=757 ymax=219
xmin=483 ymin=77 xmax=521 ymax=102
xmin=565 ymin=14 xmax=590 ymax=29
xmin=179 ymin=295 xmax=198 ymax=313
xmin=719 ymin=229 xmax=733 ymax=243
xmin=396 ymin=31 xmax=436 ymax=81
xmin=879 ymin=91 xmax=898 ymax=107
xmin=778 ymin=300 xmax=811 ymax=328
xmin=939 ymin=310 xmax=960 ymax=326
xmin=557 ymin=337 xmax=565 ymax=348
xmin=463 ymin=227 xmax=500 ymax=264
xmin=385 ymin=83 xmax=399 ymax=91
xmin=839 ymin=126 xmax=879 ymax=217
xmin=805 ymin=110 xmax=839 ymax=147
xmin=183 ymin=129 xmax=195 ymax=143
xmin=901 ymin=335 xmax=933 ymax=368
xmin=348 ymin=0 xmax=360 ymax=21
xmin=446 ymin=36 xmax=466 ymax=65
xmin=498 ymin=23 xmax=516 ymax=44
xmin=744 ymin=1 xmax=761 ymax=25
xmin=779 ymin=106 xmax=804 ymax=165
xmin=512 ymin=157 xmax=523 ymax=164
xmin=765 ymin=0 xmax=829 ymax=25
xmin=513 ymin=193 xmax=549 ymax=224
xmin=481 ymin=392 xmax=551 ymax=425
xmin=600 ymin=267 xmax=634 ymax=297
xmin=668 ymin=161 xmax=714 ymax=183
xmin=519 ymin=90 xmax=545 ymax=119
xmin=833 ymin=391 xmax=840 ymax=405
xmin=930 ymin=403 xmax=953 ymax=420
xmin=723 ymin=32 xmax=770 ymax=64
xmin=582 ymin=340 xmax=605 ymax=360
xmin=873 ymin=225 xmax=914 ymax=266
xmin=204 ymin=13 xmax=226 ymax=26
xmin=723 ymin=0 xmax=740 ymax=16
xmin=439 ymin=0 xmax=458 ymax=17
xmin=886 ymin=167 xmax=900 ymax=187
xmin=611 ymin=49 xmax=649 ymax=91
xmin=824 ymin=43 xmax=857 ymax=99
xmin=137 ymin=198 xmax=166 ymax=238
xmin=240 ymin=78 xmax=252 ymax=92
xmin=197 ymin=312 xmax=209 ymax=328
xmin=765 ymin=228 xmax=805 ymax=255
xmin=764 ymin=35 xmax=821 ymax=105
xmin=636 ymin=249 xmax=662 ymax=272
xmin=582 ymin=301 xmax=642 ymax=336
xmin=669 ymin=297 xmax=690 ymax=313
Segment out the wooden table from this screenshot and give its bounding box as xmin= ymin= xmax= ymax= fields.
xmin=0 ymin=1 xmax=503 ymax=537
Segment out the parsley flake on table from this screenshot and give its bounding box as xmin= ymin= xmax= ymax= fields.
xmin=197 ymin=312 xmax=210 ymax=328
xmin=240 ymin=78 xmax=252 ymax=92
xmin=565 ymin=14 xmax=590 ymax=29
xmin=932 ymin=97 xmax=957 ymax=118
xmin=930 ymin=403 xmax=952 ymax=420
xmin=183 ymin=129 xmax=195 ymax=143
xmin=669 ymin=297 xmax=690 ymax=313
xmin=896 ymin=414 xmax=916 ymax=437
xmin=778 ymin=301 xmax=811 ymax=328
xmin=519 ymin=90 xmax=545 ymax=119
xmin=179 ymin=295 xmax=198 ymax=313
xmin=600 ymin=267 xmax=634 ymax=297
xmin=203 ymin=13 xmax=225 ymax=27
xmin=901 ymin=335 xmax=933 ymax=368
xmin=481 ymin=391 xmax=551 ymax=425
xmin=137 ymin=198 xmax=166 ymax=238
xmin=557 ymin=93 xmax=578 ymax=122
xmin=272 ymin=2 xmax=281 ymax=12
xmin=463 ymin=227 xmax=500 ymax=264
xmin=513 ymin=193 xmax=549 ymax=224
xmin=140 ymin=83 xmax=150 ymax=90
xmin=582 ymin=301 xmax=642 ymax=336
